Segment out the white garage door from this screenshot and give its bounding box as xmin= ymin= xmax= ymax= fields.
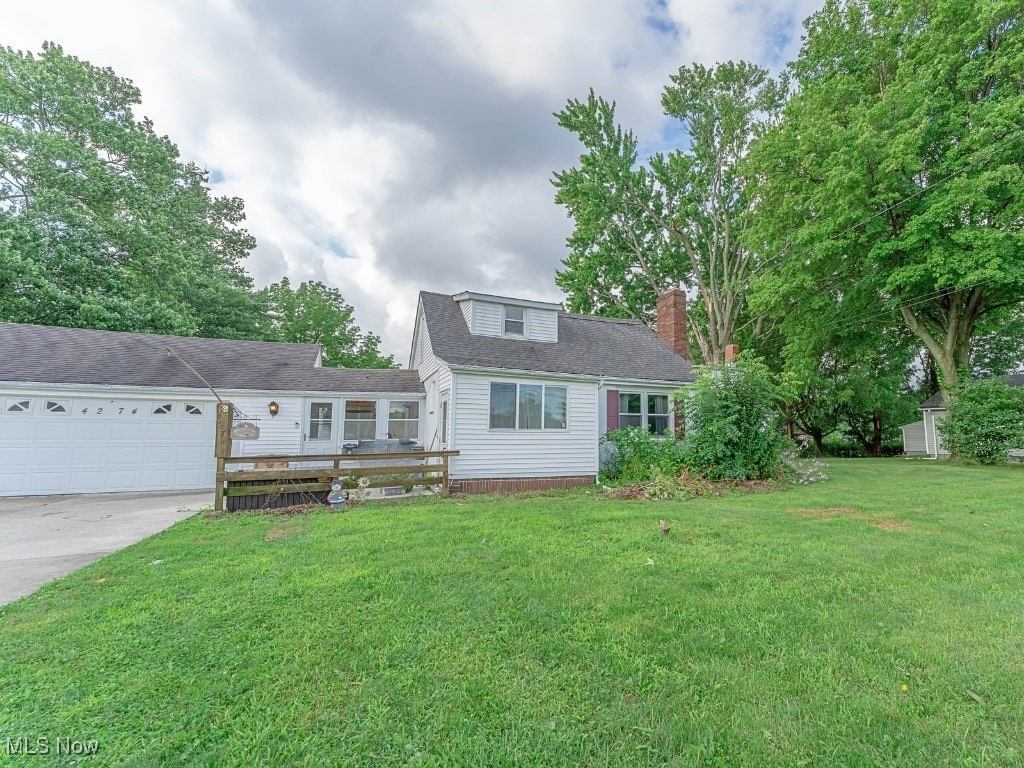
xmin=0 ymin=395 xmax=217 ymax=496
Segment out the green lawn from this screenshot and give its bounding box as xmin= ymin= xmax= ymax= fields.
xmin=2 ymin=460 xmax=1023 ymax=767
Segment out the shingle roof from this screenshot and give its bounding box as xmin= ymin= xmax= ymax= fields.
xmin=919 ymin=372 xmax=1024 ymax=410
xmin=420 ymin=291 xmax=695 ymax=383
xmin=0 ymin=323 xmax=423 ymax=394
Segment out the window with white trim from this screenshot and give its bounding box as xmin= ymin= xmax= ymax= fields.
xmin=619 ymin=393 xmax=642 ymax=428
xmin=503 ymin=306 xmax=525 ymax=336
xmin=45 ymin=400 xmax=69 ymax=414
xmin=647 ymin=394 xmax=670 ymax=435
xmin=387 ymin=401 xmax=419 ymax=440
xmin=344 ymin=400 xmax=376 ymax=440
xmin=5 ymin=399 xmax=31 ymax=413
xmin=489 ymin=383 xmax=567 ymax=430
xmin=308 ymin=402 xmax=333 ymax=440
xmin=184 ymin=404 xmax=204 ymax=416
xmin=153 ymin=403 xmax=173 ymax=415
xmin=619 ymin=392 xmax=672 ymax=435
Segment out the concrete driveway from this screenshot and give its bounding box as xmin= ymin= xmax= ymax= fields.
xmin=0 ymin=490 xmax=212 ymax=606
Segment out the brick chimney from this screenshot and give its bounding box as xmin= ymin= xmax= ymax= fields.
xmin=724 ymin=344 xmax=740 ymax=362
xmin=656 ymin=288 xmax=690 ymax=361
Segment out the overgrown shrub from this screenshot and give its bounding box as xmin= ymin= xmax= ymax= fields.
xmin=816 ymin=435 xmax=862 ymax=458
xmin=601 ymin=426 xmax=685 ymax=483
xmin=681 ymin=356 xmax=785 ymax=480
xmin=938 ymin=379 xmax=1024 ymax=464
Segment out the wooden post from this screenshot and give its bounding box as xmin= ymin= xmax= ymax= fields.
xmin=213 ymin=401 xmax=233 ymax=512
xmin=214 ymin=457 xmax=225 ymax=512
xmin=441 ymin=456 xmax=449 ymax=497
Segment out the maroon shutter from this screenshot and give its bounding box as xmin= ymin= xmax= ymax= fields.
xmin=606 ymin=389 xmax=619 ymax=432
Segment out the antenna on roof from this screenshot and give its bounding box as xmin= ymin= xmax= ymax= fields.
xmin=164 ymin=347 xmax=225 ymax=405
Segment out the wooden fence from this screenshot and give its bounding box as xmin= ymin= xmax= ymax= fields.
xmin=212 ymin=401 xmax=458 ymax=512
xmin=214 ymin=450 xmax=459 ymax=512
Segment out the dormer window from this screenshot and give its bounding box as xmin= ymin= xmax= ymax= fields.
xmin=453 ymin=291 xmax=558 ymax=342
xmin=504 ymin=306 xmax=525 ymax=336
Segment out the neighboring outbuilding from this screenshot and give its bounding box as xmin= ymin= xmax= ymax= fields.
xmin=901 ymin=373 xmax=1024 ymax=458
xmin=0 ymin=323 xmax=423 ymax=496
xmin=409 ymin=289 xmax=695 ymax=492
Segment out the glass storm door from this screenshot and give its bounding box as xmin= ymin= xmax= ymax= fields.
xmin=303 ymin=399 xmax=336 ymax=455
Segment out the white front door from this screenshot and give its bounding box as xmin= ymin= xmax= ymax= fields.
xmin=302 ymin=399 xmax=338 ymax=455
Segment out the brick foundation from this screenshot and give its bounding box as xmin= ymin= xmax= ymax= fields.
xmin=449 ymin=475 xmax=596 ymax=494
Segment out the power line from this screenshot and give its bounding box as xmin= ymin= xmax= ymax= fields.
xmin=824 ymin=274 xmax=1005 ymax=338
xmin=744 ymin=126 xmax=1024 ymax=341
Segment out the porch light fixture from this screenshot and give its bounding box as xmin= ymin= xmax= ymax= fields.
xmin=268 ymin=401 xmax=280 ymax=417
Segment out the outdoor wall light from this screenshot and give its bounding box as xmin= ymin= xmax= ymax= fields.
xmin=268 ymin=401 xmax=280 ymax=417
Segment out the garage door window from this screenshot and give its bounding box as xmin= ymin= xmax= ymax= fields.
xmin=153 ymin=403 xmax=173 ymax=415
xmin=184 ymin=404 xmax=204 ymax=416
xmin=5 ymin=399 xmax=31 ymax=413
xmin=45 ymin=400 xmax=69 ymax=414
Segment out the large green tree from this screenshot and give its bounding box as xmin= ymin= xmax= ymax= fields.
xmin=553 ymin=62 xmax=786 ymax=363
xmin=746 ymin=0 xmax=1024 ymax=395
xmin=259 ymin=278 xmax=395 ymax=369
xmin=552 ymin=92 xmax=679 ymax=323
xmin=0 ymin=43 xmax=263 ymax=338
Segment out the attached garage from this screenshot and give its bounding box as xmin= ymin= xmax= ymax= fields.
xmin=0 ymin=393 xmax=216 ymax=495
xmin=0 ymin=323 xmax=424 ymax=497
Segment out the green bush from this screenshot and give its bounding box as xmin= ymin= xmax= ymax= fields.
xmin=938 ymin=379 xmax=1024 ymax=464
xmin=681 ymin=357 xmax=785 ymax=480
xmin=601 ymin=426 xmax=685 ymax=483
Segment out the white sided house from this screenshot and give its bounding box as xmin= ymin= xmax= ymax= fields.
xmin=2 ymin=288 xmax=693 ymax=497
xmin=0 ymin=324 xmax=423 ymax=496
xmin=409 ymin=289 xmax=695 ymax=493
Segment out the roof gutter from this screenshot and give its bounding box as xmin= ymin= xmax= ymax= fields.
xmin=443 ymin=364 xmax=691 ymax=388
xmin=0 ymin=381 xmax=425 ymax=398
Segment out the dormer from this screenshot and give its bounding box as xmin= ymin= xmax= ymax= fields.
xmin=452 ymin=292 xmax=560 ymax=343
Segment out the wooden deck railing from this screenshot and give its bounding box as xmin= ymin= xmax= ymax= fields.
xmin=213 ymin=449 xmax=459 ymax=512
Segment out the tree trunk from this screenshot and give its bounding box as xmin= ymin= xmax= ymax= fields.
xmin=809 ymin=427 xmax=825 ymax=455
xmin=900 ymin=288 xmax=984 ymax=399
xmin=868 ymin=411 xmax=883 ymax=458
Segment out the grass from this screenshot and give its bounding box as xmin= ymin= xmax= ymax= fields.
xmin=1 ymin=459 xmax=1023 ymax=767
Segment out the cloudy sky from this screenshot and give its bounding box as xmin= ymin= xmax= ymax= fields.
xmin=5 ymin=0 xmax=823 ymax=362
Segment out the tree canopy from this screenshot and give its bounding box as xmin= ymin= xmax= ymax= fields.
xmin=259 ymin=279 xmax=395 ymax=369
xmin=1 ymin=43 xmax=396 ymax=370
xmin=0 ymin=43 xmax=264 ymax=338
xmin=746 ymin=0 xmax=1024 ymax=393
xmin=553 ymin=62 xmax=786 ymax=364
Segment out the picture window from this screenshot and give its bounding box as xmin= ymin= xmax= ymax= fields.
xmin=489 ymin=383 xmax=567 ymax=430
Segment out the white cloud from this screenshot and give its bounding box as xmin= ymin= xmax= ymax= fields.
xmin=2 ymin=0 xmax=824 ymax=362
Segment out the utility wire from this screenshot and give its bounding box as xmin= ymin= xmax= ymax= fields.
xmin=743 ymin=126 xmax=1024 ymax=340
